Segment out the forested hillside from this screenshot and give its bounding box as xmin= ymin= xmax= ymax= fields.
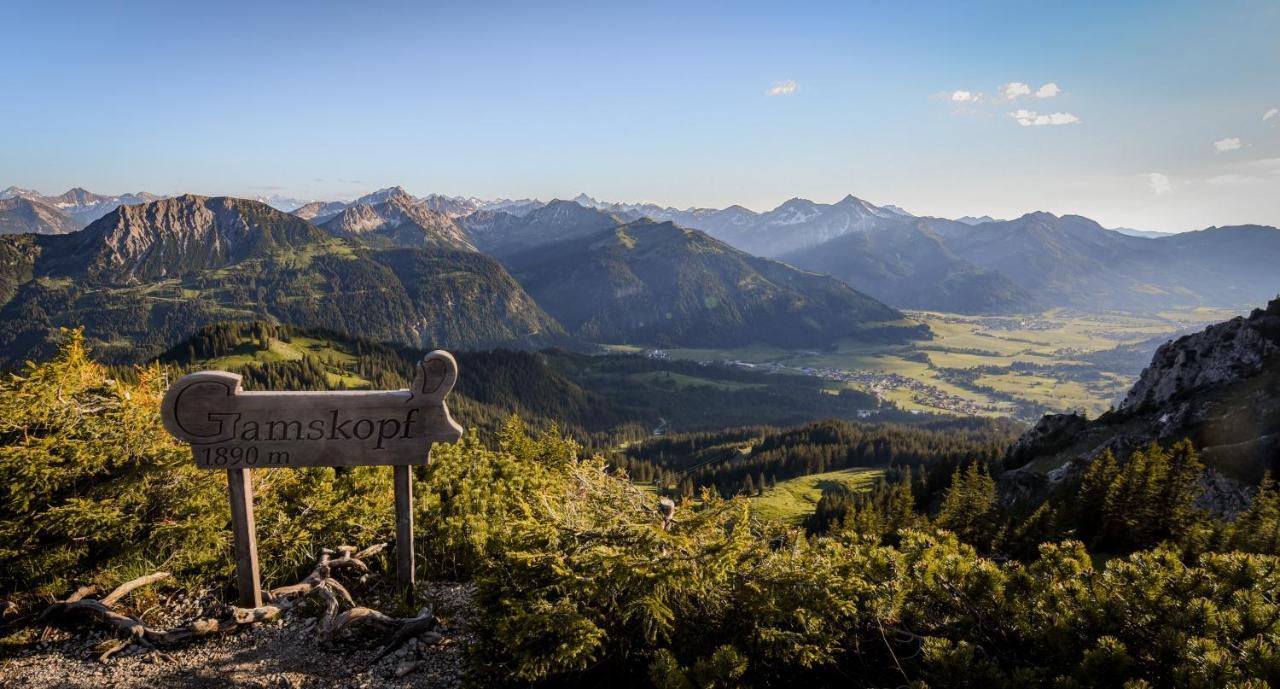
xmin=503 ymin=219 xmax=922 ymax=347
xmin=143 ymin=322 xmax=894 ymax=446
xmin=613 ymin=417 xmax=1016 ymax=502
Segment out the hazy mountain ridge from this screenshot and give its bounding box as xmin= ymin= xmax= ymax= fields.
xmin=503 ymin=219 xmax=919 ymax=348
xmin=457 ymin=199 xmax=627 ymax=258
xmin=0 ymin=186 xmax=164 ymax=230
xmin=288 ymin=199 xmax=342 ymax=221
xmin=576 ymin=193 xmax=1279 ymax=313
xmin=782 ymin=219 xmax=1039 ymax=313
xmin=0 ymin=197 xmax=82 ymax=235
xmin=775 ymin=209 xmax=1280 ymax=313
xmin=420 ymin=193 xmax=480 ymax=218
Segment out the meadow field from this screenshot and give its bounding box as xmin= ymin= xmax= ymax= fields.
xmin=749 ymin=468 xmax=883 ymax=523
xmin=654 ymin=308 xmax=1244 ymax=421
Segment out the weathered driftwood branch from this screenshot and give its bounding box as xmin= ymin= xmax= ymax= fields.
xmin=38 ymin=543 xmax=441 ymax=664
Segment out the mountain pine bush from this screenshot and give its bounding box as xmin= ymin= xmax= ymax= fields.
xmin=0 ymin=330 xmax=397 ymax=601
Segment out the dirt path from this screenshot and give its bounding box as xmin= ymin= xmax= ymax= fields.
xmin=1 ymin=583 xmax=474 ymax=689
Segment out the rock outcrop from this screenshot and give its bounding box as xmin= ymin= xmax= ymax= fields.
xmin=1004 ymin=413 xmax=1088 ymax=470
xmin=1000 ymin=297 xmax=1280 ymax=511
xmin=1122 ymin=302 xmax=1280 ymax=411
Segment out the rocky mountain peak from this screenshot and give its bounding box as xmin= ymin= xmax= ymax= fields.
xmin=834 ymin=194 xmax=876 ymax=211
xmin=532 ymin=199 xmax=621 ymax=225
xmin=55 ymin=187 xmax=100 ymax=204
xmin=76 ymin=196 xmax=323 ymax=281
xmin=0 ymin=186 xmax=40 ymax=200
xmin=318 ymin=192 xmax=475 ymax=251
xmin=353 ymin=186 xmax=413 ymax=206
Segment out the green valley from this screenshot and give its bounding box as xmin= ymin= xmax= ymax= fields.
xmin=645 ymin=307 xmax=1243 ymax=421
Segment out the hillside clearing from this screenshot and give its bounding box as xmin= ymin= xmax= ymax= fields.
xmin=749 ymin=468 xmax=882 ymax=523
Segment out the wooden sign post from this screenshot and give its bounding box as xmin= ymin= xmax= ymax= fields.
xmin=161 ymin=351 xmax=464 ymax=607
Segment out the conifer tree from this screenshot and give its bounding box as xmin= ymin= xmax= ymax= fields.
xmin=936 ymin=462 xmax=997 ymax=549
xmin=1157 ymin=439 xmax=1204 ymax=539
xmin=1226 ymin=472 xmax=1280 ymax=553
xmin=1077 ymin=449 xmax=1119 ymax=542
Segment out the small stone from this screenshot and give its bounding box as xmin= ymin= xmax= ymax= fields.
xmin=394 ymin=660 xmax=419 ymax=678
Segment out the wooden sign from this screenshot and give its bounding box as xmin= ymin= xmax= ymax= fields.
xmin=160 ymin=350 xmax=464 ymax=607
xmin=162 ymin=351 xmax=462 ymax=467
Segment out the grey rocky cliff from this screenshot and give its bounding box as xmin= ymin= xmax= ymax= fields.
xmin=1121 ymin=303 xmax=1280 ymax=411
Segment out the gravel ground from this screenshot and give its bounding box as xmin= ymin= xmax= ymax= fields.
xmin=0 ymin=582 xmax=475 ymax=689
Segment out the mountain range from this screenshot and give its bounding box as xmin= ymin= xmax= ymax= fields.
xmin=0 ymin=195 xmax=563 ymax=366
xmin=1 ymin=186 xmax=162 ymax=230
xmin=477 ymin=191 xmax=1279 ymax=314
xmin=2 ymin=182 xmax=1277 ymax=338
xmin=312 ymin=187 xmax=476 ymax=251
xmin=502 ymin=218 xmax=915 ymax=347
xmin=466 ymin=192 xmax=1280 ymax=314
xmin=457 ymin=200 xmax=627 ymax=258
xmin=0 ymin=190 xmax=916 ymax=366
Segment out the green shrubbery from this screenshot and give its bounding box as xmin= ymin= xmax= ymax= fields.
xmin=0 ymin=330 xmax=397 ymax=599
xmin=4 ymin=333 xmax=1280 ymax=687
xmin=413 ymin=415 xmax=1280 ymax=686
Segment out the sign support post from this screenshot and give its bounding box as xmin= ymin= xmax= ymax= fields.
xmin=161 ymin=351 xmax=463 ymax=609
xmin=226 ymin=467 xmax=263 ymax=607
xmin=394 ymin=465 xmax=415 ymax=602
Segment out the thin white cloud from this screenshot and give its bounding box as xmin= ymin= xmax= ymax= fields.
xmin=1001 ymin=81 xmax=1061 ymax=100
xmin=766 ymin=80 xmax=798 ymax=96
xmin=1010 ymin=109 xmax=1081 ymax=126
xmin=1146 ymin=173 xmax=1173 ymax=195
xmin=1213 ymin=137 xmax=1243 ymax=152
xmin=950 ymin=90 xmax=980 ymax=103
xmin=1035 ymin=82 xmax=1061 ymax=98
xmin=999 ymin=82 xmax=1032 ymax=100
xmin=1265 ymin=108 xmax=1278 ymax=122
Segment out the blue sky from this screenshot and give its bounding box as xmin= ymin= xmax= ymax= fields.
xmin=3 ymin=0 xmax=1277 ymax=231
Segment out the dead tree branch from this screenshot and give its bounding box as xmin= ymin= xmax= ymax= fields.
xmin=37 ymin=543 xmax=439 ymax=664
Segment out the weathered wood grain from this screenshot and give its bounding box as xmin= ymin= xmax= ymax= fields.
xmin=161 ymin=351 xmax=463 ymax=468
xmin=394 ymin=465 xmax=414 ymax=602
xmin=227 ymin=468 xmax=262 ymax=608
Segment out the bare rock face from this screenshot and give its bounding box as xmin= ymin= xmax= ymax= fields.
xmin=1122 ymin=301 xmax=1280 ymax=411
xmin=71 ymin=195 xmax=326 ymax=282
